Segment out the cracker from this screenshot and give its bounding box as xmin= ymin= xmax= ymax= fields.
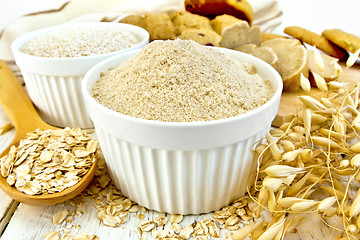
xmin=284 ymin=26 xmax=348 ymax=60
xmin=322 ymin=28 xmax=360 ymax=54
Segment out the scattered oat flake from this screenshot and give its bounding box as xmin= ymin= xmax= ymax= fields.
xmin=46 ymin=153 xmax=259 ymax=240
xmin=53 ymin=210 xmax=69 ymax=225
xmin=128 ymin=204 xmax=140 ymax=213
xmin=72 ymin=233 xmax=99 ymax=240
xmin=101 ymin=214 xmax=122 ymax=227
xmin=60 ymin=235 xmax=73 ymax=240
xmin=139 ymin=220 xmax=156 ymax=232
xmin=43 ymin=231 xmax=59 ymax=240
xmin=170 ymin=214 xmax=183 ymax=224
xmin=154 ymin=215 xmax=166 ymax=226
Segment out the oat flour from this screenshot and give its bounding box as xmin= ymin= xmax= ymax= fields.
xmin=92 ymin=39 xmax=273 ymax=122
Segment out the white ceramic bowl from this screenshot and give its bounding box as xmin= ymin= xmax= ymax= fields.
xmin=11 ymin=22 xmax=149 ymax=128
xmin=82 ymin=47 xmax=283 ymax=214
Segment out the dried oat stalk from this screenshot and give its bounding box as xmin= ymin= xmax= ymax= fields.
xmin=247 ymin=71 xmax=360 ymax=239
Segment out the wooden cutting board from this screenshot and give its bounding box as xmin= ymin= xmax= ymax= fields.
xmin=272 ymin=63 xmax=360 ymax=127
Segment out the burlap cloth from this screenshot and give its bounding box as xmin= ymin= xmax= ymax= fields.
xmin=0 ymin=0 xmax=282 ymax=61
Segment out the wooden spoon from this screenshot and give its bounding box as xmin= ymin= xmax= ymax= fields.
xmin=0 ymin=61 xmax=97 ymax=205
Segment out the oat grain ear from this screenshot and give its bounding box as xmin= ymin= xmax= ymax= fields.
xmin=300 ymin=73 xmax=311 ymax=92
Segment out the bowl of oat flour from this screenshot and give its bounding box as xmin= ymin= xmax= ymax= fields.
xmin=82 ymin=39 xmax=283 ymax=214
xmin=11 ymin=22 xmax=149 ymax=128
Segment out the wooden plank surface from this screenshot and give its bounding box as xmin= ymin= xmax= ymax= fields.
xmin=0 ymin=201 xmax=338 ymax=240
xmin=1 ymin=202 xmax=213 ymax=240
xmin=273 ymin=63 xmax=360 ymax=127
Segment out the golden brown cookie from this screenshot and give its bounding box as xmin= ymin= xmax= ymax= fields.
xmin=322 ymin=29 xmax=360 ymax=54
xmin=145 ymin=13 xmax=176 ymax=41
xmin=171 ymin=11 xmax=212 ymax=36
xmin=178 ymin=28 xmax=221 ymax=46
xmin=284 ymin=26 xmax=348 ymax=60
xmin=119 ymin=14 xmax=146 ymax=29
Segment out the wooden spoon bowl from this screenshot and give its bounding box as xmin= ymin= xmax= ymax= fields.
xmin=0 ymin=61 xmax=97 ymax=205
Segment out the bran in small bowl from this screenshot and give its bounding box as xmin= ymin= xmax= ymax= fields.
xmin=82 ymin=39 xmax=282 ymax=214
xmin=21 ymin=27 xmax=141 ymax=58
xmin=92 ymin=39 xmax=274 ymax=122
xmin=11 ymin=22 xmax=149 ymax=128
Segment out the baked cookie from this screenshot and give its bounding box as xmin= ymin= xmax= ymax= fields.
xmin=119 ymin=14 xmax=146 ymax=29
xmin=145 ymin=13 xmax=176 ymax=41
xmin=178 ymin=28 xmax=221 ymax=46
xmin=249 ymin=25 xmax=261 ymax=45
xmin=322 ymin=29 xmax=360 ymax=54
xmin=284 ymin=26 xmax=348 ymax=60
xmin=210 ymin=14 xmax=250 ymax=48
xmin=210 ymin=14 xmax=245 ymax=33
xmin=171 ymin=11 xmax=212 ymax=36
xmin=235 ymin=44 xmax=278 ymax=67
xmin=261 ymin=38 xmax=308 ymax=91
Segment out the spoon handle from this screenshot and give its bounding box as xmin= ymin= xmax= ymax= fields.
xmin=0 ymin=61 xmax=46 ymax=135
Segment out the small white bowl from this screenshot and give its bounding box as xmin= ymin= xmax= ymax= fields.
xmin=11 ymin=22 xmax=149 ymax=128
xmin=82 ymin=47 xmax=283 ymax=214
